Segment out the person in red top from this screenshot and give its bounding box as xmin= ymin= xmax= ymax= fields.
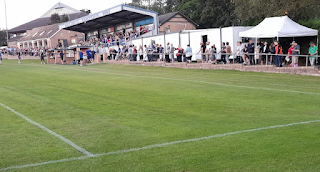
xmin=133 ymin=46 xmax=137 ymax=61
xmin=287 ymin=44 xmax=294 ymax=67
xmin=273 ymin=41 xmax=283 ymax=67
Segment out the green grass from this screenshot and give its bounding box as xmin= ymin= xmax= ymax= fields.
xmin=0 ymin=59 xmax=320 ymax=171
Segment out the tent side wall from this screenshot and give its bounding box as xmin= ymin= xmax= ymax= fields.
xmin=131 ymin=26 xmax=253 ymax=61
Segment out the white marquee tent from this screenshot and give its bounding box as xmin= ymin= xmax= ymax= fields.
xmin=239 ymin=16 xmax=318 ymax=39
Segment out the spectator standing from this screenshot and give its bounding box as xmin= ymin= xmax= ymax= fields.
xmin=308 ymin=42 xmax=318 ymax=66
xmin=291 ymin=41 xmax=300 ymax=67
xmin=236 ymin=42 xmax=243 ymax=63
xmin=242 ymin=45 xmax=250 ymax=65
xmin=219 ymin=42 xmax=227 ymax=64
xmin=138 ymin=45 xmax=143 ymax=61
xmin=287 ymin=43 xmax=294 ymax=67
xmin=153 ymin=44 xmax=159 ymax=61
xmin=170 ymin=44 xmax=175 ymax=63
xmin=185 ymin=44 xmax=192 ymax=63
xmin=133 ymin=46 xmax=137 ymax=61
xmin=269 ymin=43 xmax=275 ymax=65
xmin=0 ymin=51 xmax=2 ymax=64
xmin=40 ymin=52 xmax=45 ymax=64
xmin=199 ymin=42 xmax=206 ymax=63
xmin=256 ymin=41 xmax=262 ymax=64
xmin=176 ymin=45 xmax=183 ymax=62
xmin=165 ymin=42 xmax=170 ymax=63
xmin=79 ymin=50 xmax=84 ymax=66
xmin=205 ymin=42 xmax=210 ymax=62
xmin=147 ymin=45 xmax=153 ymax=62
xmin=91 ymin=50 xmax=96 ymax=63
xmin=59 ymin=51 xmax=64 ymax=64
xmin=128 ymin=45 xmax=133 ymax=61
xmin=274 ymin=41 xmax=283 ymax=67
xmin=226 ymin=42 xmax=232 ymax=64
xmin=247 ymin=40 xmax=255 ymax=65
xmin=209 ymin=45 xmax=217 ymax=64
xmin=261 ymin=41 xmax=269 ymax=65
xmin=17 ymin=51 xmax=21 ymax=64
xmin=159 ymin=45 xmax=164 ymax=61
xmin=143 ymin=45 xmax=148 ymax=62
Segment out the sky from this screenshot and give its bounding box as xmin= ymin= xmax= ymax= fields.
xmin=0 ymin=0 xmax=132 ymax=29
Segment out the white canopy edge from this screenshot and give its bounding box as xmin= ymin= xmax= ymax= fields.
xmin=239 ymin=16 xmax=318 ymax=38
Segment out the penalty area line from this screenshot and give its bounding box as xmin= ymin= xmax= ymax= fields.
xmin=1 ymin=119 xmax=320 ymax=171
xmin=0 ymin=103 xmax=94 ymax=157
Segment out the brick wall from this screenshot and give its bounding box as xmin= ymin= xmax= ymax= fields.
xmin=160 ymin=14 xmax=196 ymax=34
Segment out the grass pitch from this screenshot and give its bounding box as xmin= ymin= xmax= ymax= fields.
xmin=0 ymin=59 xmax=320 ymax=171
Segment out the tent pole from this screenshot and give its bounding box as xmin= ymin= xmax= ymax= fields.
xmin=317 ymin=35 xmax=319 ymax=65
xmin=255 ymin=37 xmax=257 ymax=65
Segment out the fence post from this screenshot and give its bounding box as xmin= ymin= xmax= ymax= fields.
xmin=266 ymin=54 xmax=268 ymax=65
xmin=306 ymin=55 xmax=308 ymax=67
xmin=232 ymin=53 xmax=234 ymax=64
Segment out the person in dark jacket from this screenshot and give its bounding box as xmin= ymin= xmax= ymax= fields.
xmin=247 ymin=39 xmax=255 ymax=65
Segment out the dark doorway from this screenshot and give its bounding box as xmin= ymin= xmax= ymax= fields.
xmin=202 ymin=35 xmax=208 ymax=43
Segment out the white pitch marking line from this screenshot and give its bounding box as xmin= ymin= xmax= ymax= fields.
xmin=1 ymin=119 xmax=320 ymax=171
xmin=62 ymin=66 xmax=320 ymax=96
xmin=17 ymin=64 xmax=320 ymax=96
xmin=0 ymin=103 xmax=94 ymax=157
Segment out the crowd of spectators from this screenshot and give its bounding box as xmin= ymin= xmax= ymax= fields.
xmin=1 ymin=47 xmax=48 ymax=57
xmin=236 ymin=39 xmax=318 ymax=67
xmin=80 ymin=26 xmax=152 ymax=47
xmin=1 ymin=36 xmax=317 ymax=67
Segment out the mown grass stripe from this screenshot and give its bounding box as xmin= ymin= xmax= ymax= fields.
xmin=1 ymin=119 xmax=319 ymax=171
xmin=0 ymin=103 xmax=94 ymax=157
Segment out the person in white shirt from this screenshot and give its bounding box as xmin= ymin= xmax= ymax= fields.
xmin=165 ymin=42 xmax=170 ymax=63
xmin=261 ymin=41 xmax=269 ymax=65
xmin=236 ymin=42 xmax=243 ymax=63
xmin=185 ymin=45 xmax=192 ymax=63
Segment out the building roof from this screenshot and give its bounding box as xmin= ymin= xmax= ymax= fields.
xmin=60 ymin=5 xmax=159 ymax=34
xmin=8 ymin=36 xmax=23 ymax=42
xmin=18 ymin=23 xmax=61 ymax=42
xmin=159 ymin=11 xmax=198 ymax=26
xmin=9 ymin=12 xmax=88 ymax=34
xmin=41 ymin=2 xmax=81 ymax=18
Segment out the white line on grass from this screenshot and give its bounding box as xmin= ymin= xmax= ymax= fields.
xmin=15 ymin=64 xmax=320 ymax=96
xmin=1 ymin=119 xmax=320 ymax=171
xmin=61 ymin=66 xmax=320 ymax=96
xmin=0 ymin=103 xmax=94 ymax=157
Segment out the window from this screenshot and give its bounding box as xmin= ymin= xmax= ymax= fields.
xmin=39 ymin=31 xmax=45 ymax=36
xmin=26 ymin=34 xmax=31 ymax=38
xmin=47 ymin=30 xmax=52 ymax=35
xmin=32 ymin=32 xmax=38 ymax=37
xmin=164 ymin=28 xmax=170 ymax=33
xmin=61 ymin=33 xmax=64 ymax=36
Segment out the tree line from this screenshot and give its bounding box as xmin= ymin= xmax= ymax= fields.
xmin=127 ymin=0 xmax=320 ymax=31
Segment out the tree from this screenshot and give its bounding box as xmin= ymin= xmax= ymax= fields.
xmin=164 ymin=0 xmax=178 ymax=13
xmin=234 ymin=0 xmax=320 ymax=26
xmin=0 ymin=29 xmax=7 ymax=46
xmin=61 ymin=14 xmax=69 ymax=22
xmin=49 ymin=13 xmax=61 ymax=24
xmin=173 ymin=0 xmax=238 ymax=28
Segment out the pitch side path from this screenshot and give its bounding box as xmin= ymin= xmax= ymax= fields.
xmin=1 ymin=60 xmax=320 ymax=171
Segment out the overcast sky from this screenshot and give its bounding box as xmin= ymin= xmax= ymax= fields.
xmin=0 ymin=0 xmax=132 ymax=29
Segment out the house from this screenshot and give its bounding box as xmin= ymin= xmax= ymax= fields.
xmin=16 ymin=23 xmax=83 ymax=49
xmin=8 ymin=2 xmax=88 ymax=47
xmin=159 ymin=12 xmax=198 ymax=34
